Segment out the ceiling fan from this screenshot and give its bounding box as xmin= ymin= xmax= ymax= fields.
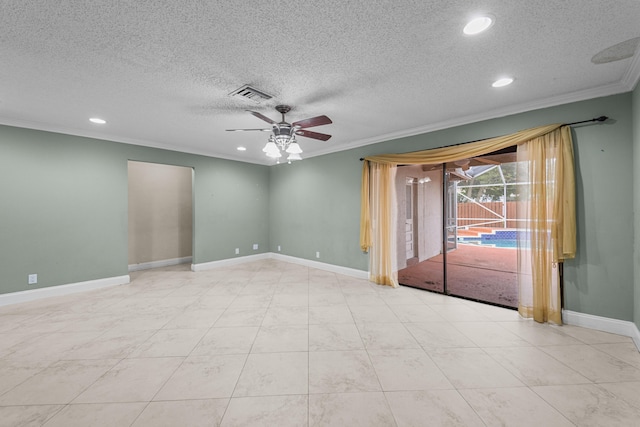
xmin=227 ymin=104 xmax=332 ymax=141
xmin=226 ymin=105 xmax=332 ymax=162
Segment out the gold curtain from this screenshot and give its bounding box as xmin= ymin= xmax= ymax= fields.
xmin=516 ymin=126 xmax=575 ymax=324
xmin=367 ymin=162 xmax=398 ymax=287
xmin=359 ymin=124 xmax=576 ymax=321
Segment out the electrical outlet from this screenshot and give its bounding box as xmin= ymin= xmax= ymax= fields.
xmin=277 ymin=245 xmax=281 ymax=252
xmin=235 ymin=248 xmax=240 ymax=254
xmin=316 ymin=251 xmax=320 ymax=258
xmin=28 ymin=274 xmax=37 ymax=285
xmin=253 ymin=244 xmax=258 ymax=250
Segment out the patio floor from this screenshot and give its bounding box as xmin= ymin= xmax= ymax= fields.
xmin=398 ymin=244 xmax=518 ymax=308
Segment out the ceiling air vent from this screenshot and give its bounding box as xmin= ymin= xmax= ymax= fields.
xmin=229 ymin=85 xmax=273 ymax=103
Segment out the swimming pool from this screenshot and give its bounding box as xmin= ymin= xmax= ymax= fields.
xmin=458 ymin=230 xmax=527 ymax=248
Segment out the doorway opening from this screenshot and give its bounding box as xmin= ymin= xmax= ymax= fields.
xmin=127 ymin=161 xmax=194 ymax=271
xmin=397 ymin=148 xmax=519 ymax=308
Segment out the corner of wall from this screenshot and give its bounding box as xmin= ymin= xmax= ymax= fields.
xmin=633 ymin=82 xmax=640 ymax=331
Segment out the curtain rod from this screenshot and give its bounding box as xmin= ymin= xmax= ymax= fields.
xmin=358 ymin=116 xmax=609 ymax=161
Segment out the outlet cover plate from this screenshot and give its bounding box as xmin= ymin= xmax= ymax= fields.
xmin=28 ymin=274 xmax=38 ymax=284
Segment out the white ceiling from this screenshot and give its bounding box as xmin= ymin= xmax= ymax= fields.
xmin=1 ymin=1 xmax=639 ymax=165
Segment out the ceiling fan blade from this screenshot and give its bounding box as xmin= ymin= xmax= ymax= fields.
xmin=226 ymin=128 xmax=271 ymax=132
xmin=292 ymin=115 xmax=332 ymax=129
xmin=247 ymin=110 xmax=276 ymax=124
xmin=295 ymin=129 xmax=332 ymax=141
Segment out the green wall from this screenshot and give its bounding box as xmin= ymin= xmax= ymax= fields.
xmin=270 ymin=93 xmax=635 ymax=322
xmin=0 ymin=125 xmax=270 ymax=295
xmin=1 ymin=92 xmax=637 ymax=324
xmin=633 ymin=82 xmax=640 ymax=330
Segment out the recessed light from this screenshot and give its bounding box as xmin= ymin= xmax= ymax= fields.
xmin=463 ymin=16 xmax=494 ymax=35
xmin=492 ymin=77 xmax=514 ymax=88
xmin=237 ymin=146 xmax=247 ymax=151
xmin=89 ymin=117 xmax=106 ymax=124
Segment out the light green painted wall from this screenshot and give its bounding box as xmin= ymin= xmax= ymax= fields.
xmin=269 ymin=150 xmax=367 ymax=270
xmin=1 ymin=92 xmax=636 ymax=323
xmin=270 ymin=93 xmax=635 ymax=321
xmin=0 ymin=125 xmax=270 ymax=295
xmin=633 ymin=83 xmax=640 ymax=330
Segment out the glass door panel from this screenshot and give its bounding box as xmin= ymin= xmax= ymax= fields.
xmin=397 ymin=165 xmax=444 ymax=293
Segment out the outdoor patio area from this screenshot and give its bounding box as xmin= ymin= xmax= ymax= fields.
xmin=398 ymin=243 xmax=519 ymax=308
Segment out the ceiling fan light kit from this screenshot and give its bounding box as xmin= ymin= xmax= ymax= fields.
xmin=227 ymin=104 xmax=332 ymax=163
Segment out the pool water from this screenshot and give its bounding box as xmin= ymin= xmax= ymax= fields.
xmin=458 ymin=230 xmax=528 ymax=248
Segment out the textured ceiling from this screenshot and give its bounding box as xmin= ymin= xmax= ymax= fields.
xmin=1 ymin=1 xmax=639 ymax=165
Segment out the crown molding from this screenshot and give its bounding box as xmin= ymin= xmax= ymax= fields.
xmin=304 ymin=81 xmax=632 ymax=160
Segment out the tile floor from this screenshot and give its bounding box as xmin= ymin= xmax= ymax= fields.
xmin=1 ymin=259 xmax=640 ymax=426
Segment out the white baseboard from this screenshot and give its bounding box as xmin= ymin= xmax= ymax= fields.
xmin=0 ymin=275 xmax=130 ymax=307
xmin=129 ymin=256 xmax=192 ymax=272
xmin=270 ymin=253 xmax=369 ymax=280
xmin=191 ymin=252 xmax=369 ymax=280
xmin=563 ymin=310 xmax=640 ymax=351
xmin=191 ymin=253 xmax=271 ymax=271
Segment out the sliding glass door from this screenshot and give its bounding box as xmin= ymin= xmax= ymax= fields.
xmin=397 ymin=150 xmax=519 ymax=308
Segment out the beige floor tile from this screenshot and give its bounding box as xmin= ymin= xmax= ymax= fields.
xmin=0 ymin=359 xmax=119 ymax=405
xmin=429 ymin=347 xmax=524 ymax=389
xmin=467 ymin=303 xmax=522 ymax=321
xmin=233 ymin=352 xmax=308 ymax=397
xmin=349 ymin=305 xmax=399 ymax=323
xmin=344 ymin=294 xmax=387 ymax=306
xmin=356 ymin=322 xmax=420 ymax=350
xmin=261 ymin=306 xmax=308 ymax=326
xmin=308 ymin=305 xmax=354 ymax=324
xmin=540 ymin=344 xmax=640 ymax=382
xmin=461 ymin=387 xmax=573 ymax=426
xmin=214 ymin=307 xmax=267 ymax=327
xmin=388 ymin=304 xmax=444 ymax=322
xmin=484 ymin=346 xmax=591 ymax=386
xmin=429 ymin=304 xmax=491 ymax=322
xmin=109 ymin=313 xmax=174 ymax=331
xmin=404 ymin=321 xmax=477 ymax=349
xmin=3 ymin=261 xmax=639 ymax=427
xmin=0 ymin=332 xmax=40 ymax=357
xmin=385 ymin=390 xmax=484 ymax=427
xmin=499 ymin=321 xmax=583 ymax=346
xmin=452 ymin=321 xmax=531 ymax=347
xmin=309 ymin=350 xmax=381 ymax=393
xmin=309 ymin=392 xmax=395 ymax=427
xmin=73 ymin=357 xmax=183 ymax=403
xmin=221 ymin=395 xmax=308 ymax=427
xmin=368 ymin=349 xmax=452 ymax=391
xmin=270 ymin=293 xmax=308 ymax=306
xmin=592 ymin=342 xmax=640 ymax=369
xmin=532 ymin=384 xmax=640 ymax=426
xmin=309 ymin=323 xmax=364 ymax=351
xmin=0 ymin=405 xmax=63 ymax=427
xmin=251 ymin=325 xmax=308 ymax=353
xmin=132 ymin=399 xmax=228 ymax=427
xmin=0 ymin=360 xmax=51 ymax=396
xmin=228 ymin=294 xmax=273 ymax=308
xmin=598 ymin=381 xmax=640 ymax=409
xmin=154 ymin=355 xmax=247 ymax=400
xmin=62 ymin=329 xmax=155 ymax=360
xmin=6 ymin=331 xmax=101 ymax=362
xmin=190 ymin=295 xmax=237 ymax=309
xmin=162 ymin=308 xmax=225 ymax=329
xmin=558 ymin=325 xmax=633 ymax=344
xmin=190 ymin=326 xmax=259 ymax=355
xmin=128 ymin=328 xmax=208 ymax=357
xmin=42 ymin=402 xmax=146 ymax=427
xmin=378 ymin=293 xmax=426 ymax=306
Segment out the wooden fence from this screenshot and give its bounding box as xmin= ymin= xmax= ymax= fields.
xmin=457 ymin=201 xmax=525 ymax=228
